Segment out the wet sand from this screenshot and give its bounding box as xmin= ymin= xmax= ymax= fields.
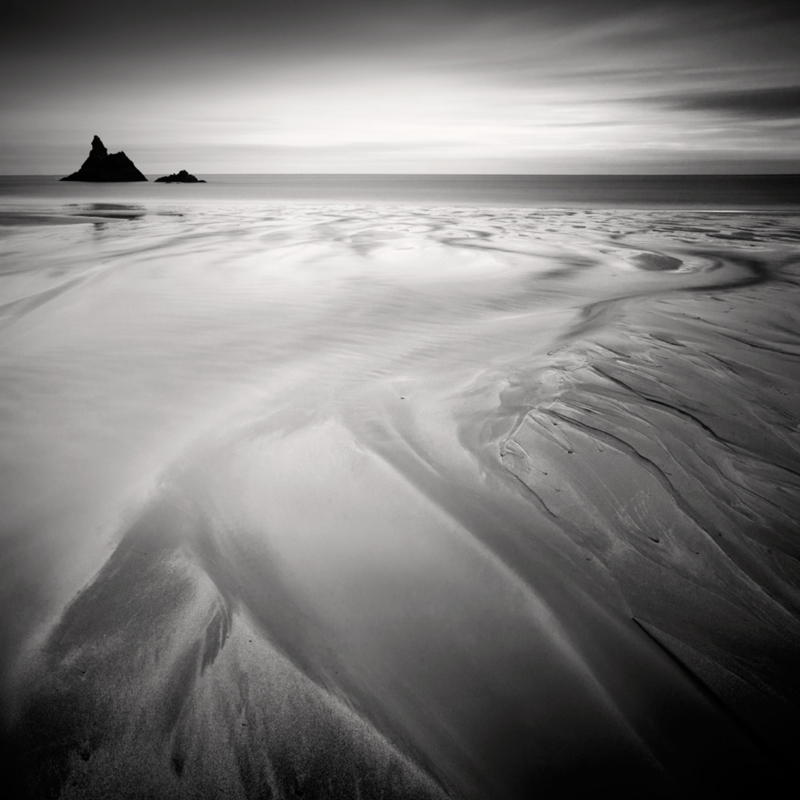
xmin=0 ymin=204 xmax=798 ymax=798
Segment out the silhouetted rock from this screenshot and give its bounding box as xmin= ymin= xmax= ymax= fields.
xmin=154 ymin=170 xmax=206 ymax=183
xmin=61 ymin=136 xmax=147 ymax=182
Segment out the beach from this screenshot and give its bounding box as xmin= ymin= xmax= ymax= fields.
xmin=1 ymin=185 xmax=799 ymax=798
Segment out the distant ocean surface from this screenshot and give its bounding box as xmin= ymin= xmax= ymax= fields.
xmin=1 ymin=173 xmax=800 ymax=208
xmin=2 ymin=172 xmax=799 ymax=798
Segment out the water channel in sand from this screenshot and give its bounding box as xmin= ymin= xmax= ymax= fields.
xmin=1 ymin=202 xmax=799 ymax=798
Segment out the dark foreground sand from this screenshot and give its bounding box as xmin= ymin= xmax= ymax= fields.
xmin=0 ymin=205 xmax=798 ymax=798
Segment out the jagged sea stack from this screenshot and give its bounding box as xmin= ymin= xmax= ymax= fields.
xmin=61 ymin=135 xmax=148 ymax=182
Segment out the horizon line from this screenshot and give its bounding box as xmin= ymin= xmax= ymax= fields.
xmin=3 ymin=172 xmax=800 ymax=179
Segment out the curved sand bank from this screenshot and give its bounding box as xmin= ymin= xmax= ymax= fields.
xmin=1 ymin=205 xmax=798 ymax=798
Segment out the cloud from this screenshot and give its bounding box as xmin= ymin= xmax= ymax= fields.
xmin=658 ymin=86 xmax=800 ymax=119
xmin=2 ymin=0 xmax=800 ymax=172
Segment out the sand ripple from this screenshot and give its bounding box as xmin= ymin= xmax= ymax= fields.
xmin=1 ymin=204 xmax=798 ymax=798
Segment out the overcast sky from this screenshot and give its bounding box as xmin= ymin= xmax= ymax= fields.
xmin=1 ymin=0 xmax=799 ymax=173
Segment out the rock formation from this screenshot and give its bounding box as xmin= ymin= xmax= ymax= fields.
xmin=154 ymin=170 xmax=206 ymax=183
xmin=61 ymin=136 xmax=148 ymax=182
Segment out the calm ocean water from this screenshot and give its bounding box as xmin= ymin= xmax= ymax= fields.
xmin=1 ymin=173 xmax=799 ymax=209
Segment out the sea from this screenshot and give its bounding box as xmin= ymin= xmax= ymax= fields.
xmin=2 ymin=172 xmax=800 ymax=209
xmin=1 ymin=174 xmax=799 ymax=799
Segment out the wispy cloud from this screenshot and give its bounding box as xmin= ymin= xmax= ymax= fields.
xmin=1 ymin=0 xmax=799 ymax=172
xmin=658 ymin=86 xmax=800 ymax=119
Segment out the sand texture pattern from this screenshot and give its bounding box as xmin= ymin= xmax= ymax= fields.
xmin=0 ymin=204 xmax=798 ymax=798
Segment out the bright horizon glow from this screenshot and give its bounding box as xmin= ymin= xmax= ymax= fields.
xmin=1 ymin=1 xmax=799 ymax=174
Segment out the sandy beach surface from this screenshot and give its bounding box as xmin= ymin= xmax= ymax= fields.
xmin=1 ymin=201 xmax=799 ymax=798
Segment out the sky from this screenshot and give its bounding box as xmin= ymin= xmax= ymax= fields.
xmin=1 ymin=0 xmax=799 ymax=174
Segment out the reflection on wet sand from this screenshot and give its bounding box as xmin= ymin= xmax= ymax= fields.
xmin=1 ymin=205 xmax=799 ymax=798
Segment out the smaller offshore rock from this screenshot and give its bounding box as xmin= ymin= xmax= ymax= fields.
xmin=154 ymin=170 xmax=206 ymax=183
